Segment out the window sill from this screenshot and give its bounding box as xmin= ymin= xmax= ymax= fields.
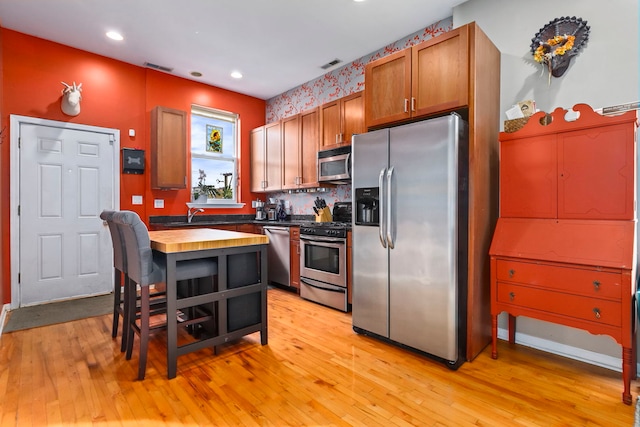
xmin=186 ymin=202 xmax=246 ymax=209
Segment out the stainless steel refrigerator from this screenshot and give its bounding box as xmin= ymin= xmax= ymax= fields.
xmin=351 ymin=114 xmax=468 ymax=368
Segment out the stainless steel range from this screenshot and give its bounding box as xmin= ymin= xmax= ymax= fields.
xmin=299 ymin=202 xmax=351 ymax=312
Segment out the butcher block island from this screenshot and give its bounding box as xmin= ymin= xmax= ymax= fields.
xmin=149 ymin=228 xmax=269 ymax=253
xmin=489 ymin=104 xmax=638 ymax=405
xmin=148 ymin=228 xmax=269 ymax=378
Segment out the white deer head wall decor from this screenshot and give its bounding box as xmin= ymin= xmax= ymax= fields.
xmin=61 ymin=81 xmax=82 ymax=116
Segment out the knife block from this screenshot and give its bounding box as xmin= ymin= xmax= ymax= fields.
xmin=315 ymin=207 xmax=333 ymax=222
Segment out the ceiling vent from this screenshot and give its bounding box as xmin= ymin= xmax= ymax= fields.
xmin=144 ymin=62 xmax=174 ymax=73
xmin=320 ymin=59 xmax=342 ymax=70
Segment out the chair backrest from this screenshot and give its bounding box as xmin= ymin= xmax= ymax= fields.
xmin=100 ymin=209 xmax=126 ymax=272
xmin=112 ymin=210 xmax=163 ymax=286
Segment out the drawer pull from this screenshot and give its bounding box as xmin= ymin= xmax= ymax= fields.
xmin=593 ymin=308 xmax=601 ymax=319
xmin=508 ymin=269 xmax=515 ymax=278
xmin=593 ymin=280 xmax=600 ymax=291
xmin=509 ymin=292 xmax=515 ymax=301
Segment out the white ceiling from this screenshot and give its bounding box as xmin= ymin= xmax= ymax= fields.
xmin=0 ymin=0 xmax=465 ymax=100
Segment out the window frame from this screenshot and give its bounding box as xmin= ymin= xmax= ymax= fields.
xmin=188 ymin=104 xmax=245 ymax=208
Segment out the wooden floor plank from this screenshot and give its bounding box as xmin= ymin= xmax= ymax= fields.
xmin=0 ymin=287 xmax=636 ymax=426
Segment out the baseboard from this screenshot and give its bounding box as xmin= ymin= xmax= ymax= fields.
xmin=0 ymin=303 xmax=10 ymax=337
xmin=497 ymin=327 xmax=627 ymax=373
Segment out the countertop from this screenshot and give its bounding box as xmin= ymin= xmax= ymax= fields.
xmin=149 ymin=228 xmax=269 ymax=253
xmin=149 ymin=214 xmax=313 ymax=229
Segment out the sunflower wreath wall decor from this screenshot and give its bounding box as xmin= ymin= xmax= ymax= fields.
xmin=530 ymin=16 xmax=590 ymax=83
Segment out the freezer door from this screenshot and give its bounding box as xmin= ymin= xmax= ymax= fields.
xmin=352 ymin=128 xmax=390 ymax=337
xmin=388 ymin=115 xmax=464 ymax=362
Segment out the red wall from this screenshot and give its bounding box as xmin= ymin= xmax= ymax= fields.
xmin=0 ymin=29 xmax=266 ymax=304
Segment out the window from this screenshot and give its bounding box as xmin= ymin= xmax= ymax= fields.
xmin=190 ymin=105 xmax=239 ymax=204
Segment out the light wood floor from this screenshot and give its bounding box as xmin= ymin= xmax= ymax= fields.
xmin=0 ymin=287 xmax=636 ymax=426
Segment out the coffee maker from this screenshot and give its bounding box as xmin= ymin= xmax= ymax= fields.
xmin=266 ymin=198 xmax=278 ymax=221
xmin=253 ymin=199 xmax=266 ymax=220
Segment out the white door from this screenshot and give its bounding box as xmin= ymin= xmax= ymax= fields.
xmin=15 ymin=120 xmax=118 ymax=306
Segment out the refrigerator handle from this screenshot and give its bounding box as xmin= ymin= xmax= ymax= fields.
xmin=378 ymin=168 xmax=387 ymax=248
xmin=386 ymin=166 xmax=394 ymax=249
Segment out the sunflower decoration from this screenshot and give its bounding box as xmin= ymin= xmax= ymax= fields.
xmin=530 ymin=16 xmax=590 ymax=81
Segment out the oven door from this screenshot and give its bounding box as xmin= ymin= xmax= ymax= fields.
xmin=300 ymin=235 xmax=347 ymax=287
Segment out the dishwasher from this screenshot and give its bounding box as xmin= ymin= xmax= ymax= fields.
xmin=263 ymin=226 xmax=290 ymax=287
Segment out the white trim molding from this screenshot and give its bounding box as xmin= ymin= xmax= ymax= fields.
xmin=497 ymin=327 xmax=624 ymax=373
xmin=0 ymin=304 xmax=10 ymax=337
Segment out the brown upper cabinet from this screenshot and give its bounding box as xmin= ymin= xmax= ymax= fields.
xmin=282 ymin=108 xmax=321 ymax=190
xmin=320 ymin=91 xmax=365 ymax=148
xmin=250 ymin=121 xmax=282 ymax=193
xmin=151 ymin=106 xmax=187 ymax=189
xmin=365 ymin=25 xmax=469 ymax=129
xmin=282 ymin=114 xmax=301 ymax=190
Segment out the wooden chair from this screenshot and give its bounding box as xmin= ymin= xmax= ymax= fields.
xmin=112 ymin=210 xmax=218 ymax=380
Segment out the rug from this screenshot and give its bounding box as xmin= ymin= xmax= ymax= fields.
xmin=2 ymin=294 xmax=113 ymax=333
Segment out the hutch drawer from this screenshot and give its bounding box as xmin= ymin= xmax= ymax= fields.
xmin=496 ymin=282 xmax=622 ymax=327
xmin=495 ymin=259 xmax=622 ymax=300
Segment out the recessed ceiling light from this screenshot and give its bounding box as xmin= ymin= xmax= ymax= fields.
xmin=191 ymin=71 xmax=203 ymax=77
xmin=106 ymin=31 xmax=124 ymax=41
xmin=231 ymin=71 xmax=243 ymax=79
xmin=353 ymin=0 xmax=366 ymax=2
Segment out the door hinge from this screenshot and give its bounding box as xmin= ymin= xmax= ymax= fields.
xmin=109 ymin=134 xmax=115 ymax=145
xmin=17 ymin=205 xmax=20 ymax=216
xmin=18 ymin=273 xmax=20 ymax=284
xmin=18 ymin=136 xmax=21 ymax=149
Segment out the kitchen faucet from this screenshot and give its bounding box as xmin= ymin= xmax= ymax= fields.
xmin=187 ymin=207 xmax=205 ymax=223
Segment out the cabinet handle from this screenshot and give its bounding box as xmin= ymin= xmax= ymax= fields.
xmin=509 ymin=292 xmax=515 ymax=301
xmin=411 ymin=97 xmax=416 ymax=112
xmin=336 ymin=134 xmax=339 ymax=145
xmin=508 ymin=269 xmax=515 ymax=278
xmin=593 ymin=280 xmax=600 ymax=291
xmin=404 ymin=99 xmax=409 ymax=113
xmin=593 ymin=308 xmax=601 ymax=319
xmin=297 ymin=245 xmax=300 ymax=255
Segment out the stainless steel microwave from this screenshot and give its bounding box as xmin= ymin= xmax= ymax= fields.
xmin=318 ymin=145 xmax=351 ymax=184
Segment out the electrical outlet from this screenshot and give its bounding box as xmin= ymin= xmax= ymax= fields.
xmin=154 ymin=199 xmax=164 ymax=209
xmin=132 ymin=195 xmax=143 ymax=205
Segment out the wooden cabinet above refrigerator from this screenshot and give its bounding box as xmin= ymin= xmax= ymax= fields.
xmin=365 ymin=25 xmax=469 ymax=129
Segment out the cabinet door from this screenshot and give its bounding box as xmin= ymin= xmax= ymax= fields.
xmin=151 ymin=106 xmax=187 ymax=189
xmin=347 ymin=230 xmax=352 ymax=306
xmin=250 ymin=126 xmax=266 ymax=192
xmin=282 ymin=115 xmax=301 ymax=190
xmin=320 ymin=100 xmax=341 ymax=149
xmin=558 ymin=123 xmax=636 ymax=220
xmin=289 ymin=227 xmax=300 ymax=290
xmin=500 ymin=134 xmax=557 ymax=218
xmin=341 ymin=91 xmax=365 ymax=145
xmin=264 ymin=121 xmax=282 ymax=192
xmin=412 ymin=25 xmax=469 ymax=117
xmin=300 ymin=108 xmax=319 ymax=188
xmin=236 ymin=224 xmax=255 ymax=233
xmin=365 ymin=49 xmax=412 ymax=129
